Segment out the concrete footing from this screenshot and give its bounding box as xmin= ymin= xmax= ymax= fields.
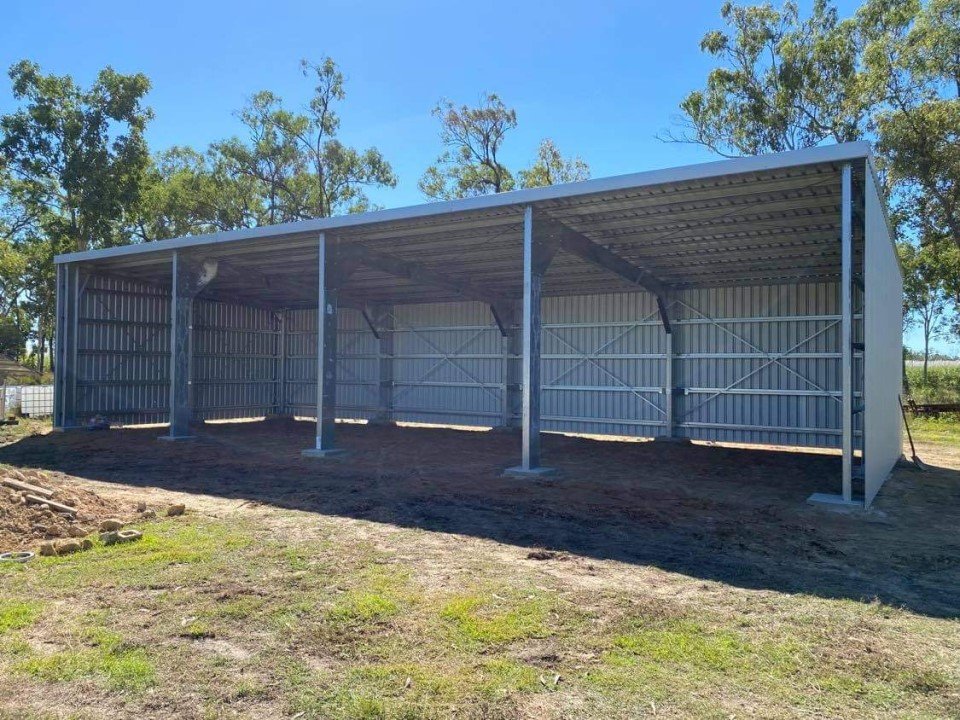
xmin=806 ymin=492 xmax=865 ymax=512
xmin=158 ymin=435 xmax=196 ymax=442
xmin=301 ymin=448 xmax=348 ymax=459
xmin=503 ymin=465 xmax=556 ymax=478
xmin=653 ymin=435 xmax=692 ymax=444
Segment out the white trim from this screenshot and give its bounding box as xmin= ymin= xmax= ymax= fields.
xmin=56 ymin=141 xmax=873 ymax=266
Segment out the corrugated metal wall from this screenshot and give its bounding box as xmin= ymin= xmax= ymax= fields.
xmin=77 ymin=274 xmax=278 ymax=425
xmin=74 ymin=273 xmax=860 ymax=450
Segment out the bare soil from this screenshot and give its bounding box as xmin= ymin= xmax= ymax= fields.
xmin=0 ymin=467 xmax=133 ymax=551
xmin=1 ymin=417 xmax=958 ymax=617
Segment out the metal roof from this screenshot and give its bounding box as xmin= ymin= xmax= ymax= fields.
xmin=56 ymin=142 xmax=876 ymax=309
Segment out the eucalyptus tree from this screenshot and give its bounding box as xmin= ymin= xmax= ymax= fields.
xmin=0 ymin=60 xmax=153 ymax=369
xmin=419 ymin=94 xmax=590 ymax=199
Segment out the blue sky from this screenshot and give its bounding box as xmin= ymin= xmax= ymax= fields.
xmin=2 ymin=0 xmax=953 ymax=353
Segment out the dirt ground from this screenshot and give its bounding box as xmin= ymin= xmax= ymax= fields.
xmin=1 ymin=419 xmax=959 ymax=718
xmin=1 ymin=417 xmax=958 ymax=618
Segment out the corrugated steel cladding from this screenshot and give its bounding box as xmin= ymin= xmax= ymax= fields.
xmin=75 ymin=274 xmax=862 ymax=449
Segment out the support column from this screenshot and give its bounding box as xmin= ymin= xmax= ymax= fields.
xmin=840 ymin=162 xmax=854 ymax=503
xmin=808 ymin=162 xmax=861 ymax=509
xmin=163 ymin=251 xmax=194 ymax=440
xmin=302 ymin=233 xmax=345 ymax=458
xmin=271 ymin=309 xmax=291 ymax=417
xmin=492 ymin=301 xmax=521 ymax=429
xmin=161 ymin=251 xmax=217 ymax=441
xmin=371 ymin=304 xmax=394 ymax=424
xmin=663 ymin=329 xmax=674 ymax=437
xmin=53 ymin=263 xmax=80 ymax=429
xmin=505 ymin=207 xmax=556 ymax=476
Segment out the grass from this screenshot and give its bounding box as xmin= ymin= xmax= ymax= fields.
xmin=908 ymin=414 xmax=960 ymax=445
xmin=15 ymin=628 xmax=155 ymax=692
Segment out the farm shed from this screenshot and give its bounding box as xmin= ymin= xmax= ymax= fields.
xmin=52 ymin=141 xmax=902 ymax=508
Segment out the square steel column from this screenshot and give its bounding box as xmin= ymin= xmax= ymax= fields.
xmin=840 ymin=162 xmax=854 ymax=503
xmin=371 ymin=304 xmax=394 ymax=424
xmin=162 ymin=250 xmax=195 ymax=441
xmin=808 ymin=162 xmax=860 ymax=509
xmin=53 ymin=263 xmax=80 ymax=429
xmin=303 ymin=233 xmax=345 ymax=458
xmin=663 ymin=329 xmax=674 ymax=437
xmin=505 ymin=207 xmax=554 ymax=476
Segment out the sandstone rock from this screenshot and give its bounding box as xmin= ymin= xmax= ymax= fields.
xmin=142 ymin=509 xmax=157 ymax=520
xmin=166 ymin=503 xmax=186 ymax=517
xmin=80 ymin=538 xmax=93 ymax=550
xmin=56 ymin=540 xmax=82 ymax=555
xmin=38 ymin=541 xmax=57 ymax=556
xmin=100 ymin=531 xmax=119 ymax=545
xmin=99 ymin=518 xmax=124 ymax=532
xmin=136 ymin=501 xmax=147 ymax=513
xmin=68 ymin=525 xmax=88 ymax=538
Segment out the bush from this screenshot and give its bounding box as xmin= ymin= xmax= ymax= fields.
xmin=904 ymin=364 xmax=960 ymax=404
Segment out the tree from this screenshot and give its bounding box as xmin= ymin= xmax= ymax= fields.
xmin=518 ymin=139 xmax=591 ymax=188
xmin=419 ymin=93 xmax=517 ymax=200
xmin=216 ymin=58 xmax=397 ymax=221
xmin=0 ymin=60 xmax=153 ymax=253
xmin=899 ymin=240 xmax=951 ymax=379
xmin=0 ymin=60 xmax=152 ymax=370
xmin=663 ymin=0 xmax=867 ymax=156
xmin=419 ymin=94 xmax=590 ymax=199
xmin=860 ymin=0 xmax=960 ymax=254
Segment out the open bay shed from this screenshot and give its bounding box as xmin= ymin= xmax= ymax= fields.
xmin=52 ymin=141 xmax=902 ymax=508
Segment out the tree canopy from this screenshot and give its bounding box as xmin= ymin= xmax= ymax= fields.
xmin=419 ymin=93 xmax=590 ymax=200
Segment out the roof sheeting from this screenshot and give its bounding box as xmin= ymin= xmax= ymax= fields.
xmin=56 ymin=142 xmax=874 ymax=308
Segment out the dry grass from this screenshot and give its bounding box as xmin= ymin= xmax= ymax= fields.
xmin=0 ymin=419 xmax=958 ymax=719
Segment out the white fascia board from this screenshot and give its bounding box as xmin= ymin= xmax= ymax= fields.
xmin=56 ymin=141 xmax=872 ymax=266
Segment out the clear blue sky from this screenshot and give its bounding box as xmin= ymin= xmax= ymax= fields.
xmin=2 ymin=0 xmax=952 ymax=354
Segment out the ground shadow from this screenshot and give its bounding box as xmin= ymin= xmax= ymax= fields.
xmin=2 ymin=419 xmax=958 ymax=618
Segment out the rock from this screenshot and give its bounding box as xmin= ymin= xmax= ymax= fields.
xmin=38 ymin=541 xmax=57 ymax=557
xmin=80 ymin=539 xmax=93 ymax=550
xmin=46 ymin=525 xmax=64 ymax=538
xmin=68 ymin=525 xmax=88 ymax=538
xmin=39 ymin=503 xmax=50 ymax=511
xmin=31 ymin=524 xmax=48 ymax=535
xmin=99 ymin=518 xmax=124 ymax=532
xmin=100 ymin=531 xmax=119 ymax=545
xmin=136 ymin=501 xmax=147 ymax=513
xmin=142 ymin=510 xmax=157 ymax=520
xmin=56 ymin=540 xmax=82 ymax=555
xmin=166 ymin=503 xmax=186 ymax=517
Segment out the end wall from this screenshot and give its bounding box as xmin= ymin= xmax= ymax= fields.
xmin=864 ymin=170 xmax=904 ymax=506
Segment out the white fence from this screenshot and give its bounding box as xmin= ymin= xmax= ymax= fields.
xmin=2 ymin=385 xmax=54 ymax=417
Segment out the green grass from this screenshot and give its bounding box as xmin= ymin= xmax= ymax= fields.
xmin=908 ymin=414 xmax=960 ymax=445
xmin=439 ymin=591 xmax=558 ymax=647
xmin=14 ymin=627 xmax=155 ymax=692
xmin=905 ymin=364 xmax=960 ymax=404
xmin=0 ymin=600 xmax=42 ymax=635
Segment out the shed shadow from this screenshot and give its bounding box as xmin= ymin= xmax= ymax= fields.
xmin=2 ymin=418 xmax=958 ymax=618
